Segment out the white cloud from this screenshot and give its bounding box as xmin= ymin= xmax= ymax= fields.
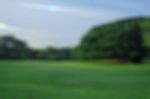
xmin=1 ymin=0 xmax=148 ymax=48
xmin=0 ymin=23 xmax=7 ymax=29
xmin=0 ymin=22 xmax=47 ymax=48
xmin=0 ymin=22 xmax=80 ymax=48
xmin=0 ymin=23 xmax=22 ymax=35
xmin=19 ymin=2 xmax=123 ymax=18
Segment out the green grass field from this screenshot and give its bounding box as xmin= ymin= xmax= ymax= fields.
xmin=0 ymin=61 xmax=150 ymax=99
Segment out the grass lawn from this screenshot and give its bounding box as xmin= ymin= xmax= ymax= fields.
xmin=0 ymin=61 xmax=150 ymax=99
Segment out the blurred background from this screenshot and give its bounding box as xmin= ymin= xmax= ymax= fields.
xmin=0 ymin=0 xmax=150 ymax=99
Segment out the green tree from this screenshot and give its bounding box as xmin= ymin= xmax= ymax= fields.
xmin=77 ymin=22 xmax=144 ymax=63
xmin=46 ymin=47 xmax=73 ymax=60
xmin=0 ymin=35 xmax=28 ymax=59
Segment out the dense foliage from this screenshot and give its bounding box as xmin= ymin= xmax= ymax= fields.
xmin=0 ymin=36 xmax=73 ymax=60
xmin=0 ymin=17 xmax=150 ymax=62
xmin=76 ymin=17 xmax=150 ymax=62
xmin=0 ymin=36 xmax=28 ymax=59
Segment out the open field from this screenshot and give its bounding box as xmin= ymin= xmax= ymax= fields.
xmin=0 ymin=61 xmax=150 ymax=99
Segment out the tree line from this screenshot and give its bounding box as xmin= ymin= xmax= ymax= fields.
xmin=76 ymin=17 xmax=150 ymax=63
xmin=0 ymin=17 xmax=150 ymax=63
xmin=0 ymin=36 xmax=73 ymax=60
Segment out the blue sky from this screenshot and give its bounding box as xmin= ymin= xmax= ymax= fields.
xmin=0 ymin=0 xmax=149 ymax=48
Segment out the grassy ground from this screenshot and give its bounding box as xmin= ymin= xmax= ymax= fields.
xmin=0 ymin=61 xmax=150 ymax=99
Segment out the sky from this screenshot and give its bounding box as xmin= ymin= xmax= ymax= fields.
xmin=0 ymin=0 xmax=149 ymax=48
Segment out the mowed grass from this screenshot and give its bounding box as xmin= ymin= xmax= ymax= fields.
xmin=0 ymin=61 xmax=150 ymax=99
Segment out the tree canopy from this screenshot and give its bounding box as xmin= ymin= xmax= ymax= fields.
xmin=0 ymin=36 xmax=73 ymax=60
xmin=76 ymin=20 xmax=145 ymax=63
xmin=0 ymin=17 xmax=150 ymax=62
xmin=0 ymin=36 xmax=28 ymax=59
